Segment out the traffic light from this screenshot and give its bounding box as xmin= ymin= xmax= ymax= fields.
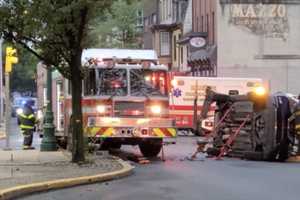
xmin=5 ymin=47 xmax=18 ymax=73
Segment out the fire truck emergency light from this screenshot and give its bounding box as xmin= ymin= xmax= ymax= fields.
xmin=151 ymin=105 xmax=161 ymax=114
xmin=254 ymin=86 xmax=266 ymax=96
xmin=113 ymin=83 xmax=120 ymax=88
xmin=145 ymin=76 xmax=151 ymax=81
xmin=96 ymin=105 xmax=106 ymax=113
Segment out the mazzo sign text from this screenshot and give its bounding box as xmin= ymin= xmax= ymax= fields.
xmin=229 ymin=4 xmax=289 ymax=40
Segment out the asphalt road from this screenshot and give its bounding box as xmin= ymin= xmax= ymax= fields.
xmin=0 ymin=117 xmax=41 ymax=150
xmin=17 ymin=135 xmax=300 ymax=200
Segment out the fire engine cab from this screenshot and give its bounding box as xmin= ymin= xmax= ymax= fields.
xmin=63 ymin=49 xmax=176 ymax=157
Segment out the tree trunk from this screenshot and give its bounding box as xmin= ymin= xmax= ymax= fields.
xmin=70 ymin=52 xmax=85 ymax=163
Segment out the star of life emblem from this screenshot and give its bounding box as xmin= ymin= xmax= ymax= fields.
xmin=173 ymin=88 xmax=182 ymax=98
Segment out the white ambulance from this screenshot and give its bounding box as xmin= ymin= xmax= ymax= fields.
xmin=169 ymin=76 xmax=264 ymax=133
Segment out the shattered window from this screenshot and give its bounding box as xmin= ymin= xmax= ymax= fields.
xmin=130 ymin=69 xmax=167 ymax=97
xmin=97 ymin=68 xmax=127 ymax=96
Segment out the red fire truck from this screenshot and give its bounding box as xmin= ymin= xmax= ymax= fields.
xmin=54 ymin=49 xmax=176 ymax=157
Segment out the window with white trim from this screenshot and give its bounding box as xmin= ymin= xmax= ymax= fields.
xmin=160 ymin=32 xmax=170 ymax=56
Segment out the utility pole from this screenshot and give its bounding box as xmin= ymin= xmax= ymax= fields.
xmin=4 ymin=72 xmax=11 ymax=150
xmin=0 ymin=38 xmax=3 ymax=122
xmin=3 ymin=47 xmax=18 ymax=150
xmin=40 ymin=65 xmax=57 ymax=151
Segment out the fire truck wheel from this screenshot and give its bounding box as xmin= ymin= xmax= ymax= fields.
xmin=139 ymin=139 xmax=162 ymax=157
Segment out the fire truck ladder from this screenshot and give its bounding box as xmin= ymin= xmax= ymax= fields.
xmin=216 ymin=114 xmax=250 ymax=160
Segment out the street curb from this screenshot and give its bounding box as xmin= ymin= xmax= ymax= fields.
xmin=0 ymin=159 xmax=134 ymax=200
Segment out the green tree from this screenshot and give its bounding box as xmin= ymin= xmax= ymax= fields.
xmin=93 ymin=0 xmax=142 ymax=48
xmin=10 ymin=46 xmax=38 ymax=94
xmin=0 ymin=0 xmax=116 ymax=162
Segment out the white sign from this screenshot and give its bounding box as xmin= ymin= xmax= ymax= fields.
xmin=190 ymin=37 xmax=206 ymax=48
xmin=231 ymin=4 xmax=287 ymax=19
xmin=229 ymin=4 xmax=289 ymax=40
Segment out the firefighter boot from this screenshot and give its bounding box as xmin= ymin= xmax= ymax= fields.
xmin=23 ymin=130 xmax=34 ymax=150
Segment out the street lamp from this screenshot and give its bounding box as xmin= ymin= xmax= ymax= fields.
xmin=40 ymin=65 xmax=58 ymax=151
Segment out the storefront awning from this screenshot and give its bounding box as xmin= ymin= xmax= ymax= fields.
xmin=151 ymin=23 xmax=179 ymax=31
xmin=177 ymin=32 xmax=208 ymax=45
xmin=188 ymin=45 xmax=217 ymax=63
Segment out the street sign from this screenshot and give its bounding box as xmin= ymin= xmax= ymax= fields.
xmin=190 ymin=37 xmax=206 ymax=48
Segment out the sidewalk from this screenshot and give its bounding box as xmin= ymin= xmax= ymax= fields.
xmin=0 ymin=150 xmax=133 ymax=200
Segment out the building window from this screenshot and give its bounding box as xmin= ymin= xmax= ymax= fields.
xmin=144 ymin=18 xmax=148 ymax=29
xmin=137 ymin=10 xmax=143 ymax=26
xmin=212 ymin=12 xmax=215 ymax=44
xmin=187 ymin=46 xmax=189 ymax=61
xmin=163 ymin=0 xmax=167 ymax=20
xmin=152 ymin=13 xmax=157 ymax=24
xmin=84 ymin=69 xmax=96 ymax=96
xmin=167 ymin=0 xmax=170 ymax=18
xmin=173 ymin=35 xmax=177 ymax=61
xmin=160 ymin=32 xmax=170 ymax=56
xmin=180 ymin=47 xmax=183 ymax=65
xmin=160 ymin=0 xmax=164 ymax=21
xmin=196 ymin=17 xmax=199 ymax=32
xmin=43 ymin=88 xmax=47 ymax=106
xmin=201 ymin=16 xmax=204 ymax=32
xmin=67 ymin=80 xmax=72 ymax=95
xmin=206 ymin=14 xmax=209 ymax=41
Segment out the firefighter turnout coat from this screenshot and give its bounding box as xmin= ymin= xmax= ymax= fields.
xmin=18 ymin=106 xmax=36 ymax=130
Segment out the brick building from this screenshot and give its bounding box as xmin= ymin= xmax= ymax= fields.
xmin=180 ymin=0 xmax=217 ymax=76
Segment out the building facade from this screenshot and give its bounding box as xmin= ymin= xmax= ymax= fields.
xmin=143 ymin=0 xmax=190 ymax=70
xmin=184 ymin=0 xmax=217 ymax=76
xmin=143 ymin=0 xmax=300 ymax=93
xmin=36 ymin=63 xmax=64 ymax=132
xmin=142 ymin=0 xmax=158 ymax=49
xmin=142 ymin=0 xmax=217 ymax=74
xmin=217 ymin=0 xmax=300 ymax=93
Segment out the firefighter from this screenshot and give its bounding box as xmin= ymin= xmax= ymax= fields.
xmin=17 ymin=100 xmax=37 ymax=150
xmin=188 ymin=139 xmax=208 ymax=161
